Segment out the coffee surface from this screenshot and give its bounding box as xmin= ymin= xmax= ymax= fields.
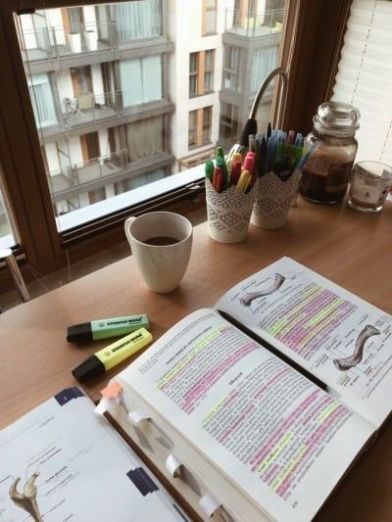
xmin=143 ymin=236 xmax=179 ymax=246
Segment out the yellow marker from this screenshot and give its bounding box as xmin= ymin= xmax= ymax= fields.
xmin=72 ymin=328 xmax=152 ymax=382
xmin=237 ymin=169 xmax=252 ymax=192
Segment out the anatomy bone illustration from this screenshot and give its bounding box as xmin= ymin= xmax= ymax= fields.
xmin=333 ymin=324 xmax=381 ymax=371
xmin=240 ymin=273 xmax=286 ymax=306
xmin=9 ymin=472 xmax=43 ymax=522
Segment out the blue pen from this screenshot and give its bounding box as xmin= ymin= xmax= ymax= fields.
xmin=297 ymin=144 xmax=317 ymax=171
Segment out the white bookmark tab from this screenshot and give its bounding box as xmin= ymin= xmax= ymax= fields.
xmin=128 ymin=409 xmax=151 ymax=427
xmin=95 ymin=381 xmax=123 ymax=415
xmin=199 ymin=493 xmax=222 ymax=518
xmin=165 ymin=454 xmax=183 ymax=478
xmin=94 ymin=397 xmax=111 ymax=415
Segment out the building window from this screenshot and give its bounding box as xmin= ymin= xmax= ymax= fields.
xmin=126 ymin=116 xmax=164 ymax=161
xmin=222 ymin=46 xmax=241 ymax=92
xmin=28 ymin=74 xmax=57 ymax=128
xmin=189 ymin=53 xmax=198 ymax=98
xmin=120 ymin=55 xmax=163 ymax=107
xmin=202 ymin=106 xmax=212 ymax=144
xmin=189 ymin=50 xmax=215 ymax=98
xmin=202 ymin=0 xmax=217 ymax=35
xmin=115 ymin=0 xmax=163 ymax=42
xmin=250 ymin=45 xmax=278 ymax=96
xmin=188 ymin=107 xmax=212 ymax=149
xmin=219 ymin=103 xmax=239 ymax=141
xmin=188 ymin=110 xmax=197 ymax=148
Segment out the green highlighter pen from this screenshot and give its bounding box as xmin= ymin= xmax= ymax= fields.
xmin=67 ymin=314 xmax=149 ymax=343
xmin=72 ymin=328 xmax=153 ymax=383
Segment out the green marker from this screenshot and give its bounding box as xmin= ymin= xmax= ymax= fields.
xmin=67 ymin=314 xmax=149 ymax=343
xmin=205 ymin=159 xmax=214 ymax=181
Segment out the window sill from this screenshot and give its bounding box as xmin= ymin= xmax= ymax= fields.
xmin=56 ymin=164 xmax=205 ymax=235
xmin=0 ymin=234 xmax=16 ymax=250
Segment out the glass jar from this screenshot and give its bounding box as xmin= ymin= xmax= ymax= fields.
xmin=300 ymin=102 xmax=360 ymax=203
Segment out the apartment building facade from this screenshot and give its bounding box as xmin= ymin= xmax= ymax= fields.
xmin=18 ymin=1 xmax=174 ymax=216
xmin=14 ymin=0 xmax=285 ymax=223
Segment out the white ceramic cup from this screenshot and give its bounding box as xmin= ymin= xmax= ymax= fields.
xmin=124 ymin=211 xmax=193 ymax=293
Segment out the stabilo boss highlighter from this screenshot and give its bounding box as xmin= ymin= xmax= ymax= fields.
xmin=72 ymin=328 xmax=152 ymax=383
xmin=67 ymin=314 xmax=149 ymax=343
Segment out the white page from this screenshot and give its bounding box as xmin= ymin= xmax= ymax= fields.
xmin=0 ymin=388 xmax=187 ymax=522
xmin=118 ymin=309 xmax=374 ymax=522
xmin=216 ymin=257 xmax=392 ymax=427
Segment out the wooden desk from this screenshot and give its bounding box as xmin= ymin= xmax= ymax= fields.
xmin=1 ymin=198 xmax=392 ymax=521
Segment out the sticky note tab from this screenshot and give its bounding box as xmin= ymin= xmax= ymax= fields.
xmin=100 ymin=381 xmax=123 ymax=399
xmin=165 ymin=454 xmax=183 ymax=478
xmin=128 ymin=409 xmax=151 ymax=427
xmin=199 ymin=493 xmax=222 ymax=518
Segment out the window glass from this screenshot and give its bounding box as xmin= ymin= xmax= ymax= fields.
xmin=189 ymin=52 xmax=198 ymax=98
xmin=16 ymin=0 xmax=287 ymax=231
xmin=0 ymin=168 xmax=17 ymax=248
xmin=204 ymin=0 xmax=217 ymax=35
xmin=188 ymin=110 xmax=197 ymax=147
xmin=202 ymin=106 xmax=212 ymax=144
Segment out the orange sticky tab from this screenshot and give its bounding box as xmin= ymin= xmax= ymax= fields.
xmin=100 ymin=381 xmax=123 ymax=399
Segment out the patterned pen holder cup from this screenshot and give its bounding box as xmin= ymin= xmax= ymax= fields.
xmin=206 ymin=178 xmax=257 ymax=243
xmin=251 ymin=170 xmax=302 ymax=230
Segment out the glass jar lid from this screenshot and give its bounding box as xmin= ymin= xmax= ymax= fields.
xmin=313 ymin=101 xmax=360 ymax=137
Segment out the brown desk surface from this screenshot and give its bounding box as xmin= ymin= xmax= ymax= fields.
xmin=1 ymin=198 xmax=392 ymax=521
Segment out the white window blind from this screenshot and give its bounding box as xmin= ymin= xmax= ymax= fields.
xmin=332 ymin=0 xmax=392 ymax=165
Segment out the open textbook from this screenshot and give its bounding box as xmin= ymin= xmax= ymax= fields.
xmin=0 ymin=388 xmax=187 ymax=522
xmin=111 ymin=257 xmax=392 ymax=521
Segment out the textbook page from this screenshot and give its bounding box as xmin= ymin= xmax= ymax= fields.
xmin=0 ymin=388 xmax=187 ymax=522
xmin=118 ymin=309 xmax=374 ymax=522
xmin=216 ymin=257 xmax=392 ymax=427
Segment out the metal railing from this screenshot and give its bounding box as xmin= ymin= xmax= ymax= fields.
xmin=49 ymin=148 xmax=129 ymax=194
xmin=224 ymin=8 xmax=285 ymax=38
xmin=61 ymin=90 xmax=123 ymax=125
xmin=19 ymin=12 xmax=164 ymax=61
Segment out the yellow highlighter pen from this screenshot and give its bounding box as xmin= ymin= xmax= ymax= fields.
xmin=72 ymin=328 xmax=152 ymax=383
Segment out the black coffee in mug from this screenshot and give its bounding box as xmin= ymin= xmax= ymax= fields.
xmin=143 ymin=236 xmax=179 ymax=246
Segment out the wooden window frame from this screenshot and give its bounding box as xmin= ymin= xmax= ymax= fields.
xmin=0 ymin=0 xmax=352 ymax=285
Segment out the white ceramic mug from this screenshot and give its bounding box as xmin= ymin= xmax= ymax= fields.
xmin=124 ymin=211 xmax=193 ymax=293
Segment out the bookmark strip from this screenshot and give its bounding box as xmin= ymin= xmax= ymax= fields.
xmin=199 ymin=493 xmax=222 ymax=518
xmin=165 ymin=454 xmax=183 ymax=478
xmin=128 ymin=409 xmax=151 ymax=426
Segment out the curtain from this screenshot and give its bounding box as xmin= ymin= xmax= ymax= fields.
xmin=250 ymin=45 xmax=278 ymax=95
xmin=115 ymin=0 xmax=162 ymax=42
xmin=142 ymin=56 xmax=162 ymax=102
xmin=120 ymin=56 xmax=162 ymax=107
xmin=120 ymin=59 xmax=143 ymax=106
xmin=127 ymin=116 xmax=164 ymax=161
xmin=28 ymin=74 xmax=57 ymax=127
xmin=332 ymin=0 xmax=392 ymax=165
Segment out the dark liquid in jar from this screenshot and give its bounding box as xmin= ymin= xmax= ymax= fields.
xmin=300 ymin=160 xmax=354 ymax=203
xmin=143 ymin=236 xmax=179 ymax=246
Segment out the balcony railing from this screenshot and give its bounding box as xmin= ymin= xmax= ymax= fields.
xmin=48 ymin=149 xmax=129 ymax=195
xmin=61 ymin=90 xmax=123 ymax=127
xmin=19 ymin=5 xmax=164 ymax=62
xmin=224 ymin=8 xmax=285 ymax=38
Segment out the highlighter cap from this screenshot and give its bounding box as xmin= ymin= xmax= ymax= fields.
xmin=243 ymin=152 xmax=256 ymax=173
xmin=72 ymin=355 xmax=105 ymax=383
xmin=67 ymin=322 xmax=92 ymax=343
